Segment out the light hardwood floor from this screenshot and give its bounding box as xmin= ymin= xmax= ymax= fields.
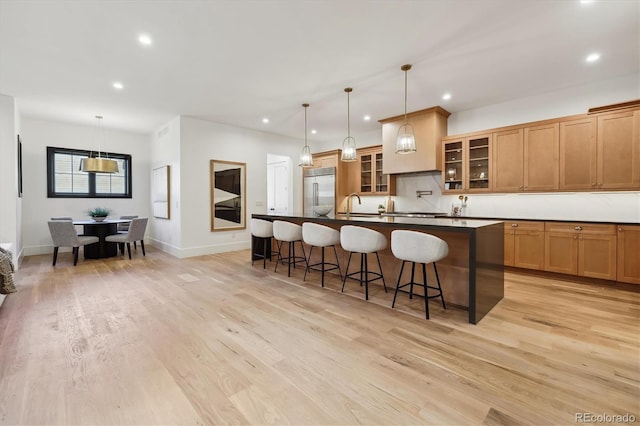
xmin=0 ymin=247 xmax=638 ymax=425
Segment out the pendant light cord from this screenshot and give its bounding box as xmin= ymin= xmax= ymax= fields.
xmin=347 ymin=90 xmax=350 ymax=137
xmin=403 ymin=69 xmax=408 ymax=125
xmin=304 ymin=105 xmax=308 ymax=146
xmin=401 ymin=64 xmax=412 ymax=125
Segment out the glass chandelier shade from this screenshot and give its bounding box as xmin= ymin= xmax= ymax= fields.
xmin=396 ymin=64 xmax=416 ymax=154
xmin=298 ymin=103 xmax=313 ymax=167
xmin=79 ymin=115 xmax=119 ymax=173
xmin=341 ymin=87 xmax=357 ymax=162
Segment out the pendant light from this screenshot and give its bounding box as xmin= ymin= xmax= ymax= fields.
xmin=396 ymin=64 xmax=416 ymax=154
xmin=79 ymin=115 xmax=119 ymax=173
xmin=298 ymin=103 xmax=313 ymax=167
xmin=340 ymin=87 xmax=357 ymax=162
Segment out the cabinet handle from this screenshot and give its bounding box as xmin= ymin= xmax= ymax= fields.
xmin=511 ymin=224 xmax=518 ymax=227
xmin=574 ymin=226 xmax=582 ymax=231
xmin=591 ymin=183 xmax=596 ymax=186
xmin=619 ymin=228 xmax=623 ymax=232
xmin=573 ymin=236 xmax=577 ymax=239
xmin=579 ymin=237 xmax=583 ymax=240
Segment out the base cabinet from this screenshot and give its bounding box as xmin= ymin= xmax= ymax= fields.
xmin=504 ymin=221 xmax=544 ymax=269
xmin=617 ymin=225 xmax=640 ymax=284
xmin=544 ymin=222 xmax=617 ymax=280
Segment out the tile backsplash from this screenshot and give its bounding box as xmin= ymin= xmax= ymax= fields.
xmin=349 ymin=171 xmax=640 ymax=223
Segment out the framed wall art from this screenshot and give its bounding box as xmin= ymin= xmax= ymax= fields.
xmin=210 ymin=160 xmax=246 ymax=231
xmin=152 ymin=165 xmax=170 ymax=219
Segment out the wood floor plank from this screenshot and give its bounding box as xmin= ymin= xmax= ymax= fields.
xmin=0 ymin=248 xmax=638 ymax=425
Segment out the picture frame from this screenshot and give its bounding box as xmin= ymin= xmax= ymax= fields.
xmin=210 ymin=160 xmax=246 ymax=232
xmin=17 ymin=135 xmax=23 ymax=198
xmin=152 ymin=165 xmax=170 ymax=219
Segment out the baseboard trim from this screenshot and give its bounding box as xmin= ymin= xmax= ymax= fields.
xmin=147 ymin=238 xmax=250 ymax=258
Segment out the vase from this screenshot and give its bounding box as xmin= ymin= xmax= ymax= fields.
xmin=92 ymin=216 xmax=107 ymax=222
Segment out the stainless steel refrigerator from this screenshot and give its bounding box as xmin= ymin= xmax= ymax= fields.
xmin=303 ymin=167 xmax=336 ymax=215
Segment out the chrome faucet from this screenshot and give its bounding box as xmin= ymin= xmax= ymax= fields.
xmin=346 ymin=192 xmax=361 ymax=214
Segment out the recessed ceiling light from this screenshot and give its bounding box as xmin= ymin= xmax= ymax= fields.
xmin=363 ymin=115 xmax=371 ymax=121
xmin=311 ymin=129 xmax=317 ymax=134
xmin=138 ymin=34 xmax=152 ymax=46
xmin=586 ymin=53 xmax=600 ymax=63
xmin=579 ymin=0 xmax=594 ymax=4
xmin=262 ymin=117 xmax=269 ymax=124
xmin=442 ymin=93 xmax=452 ymax=100
xmin=112 ymin=82 xmax=124 ymax=90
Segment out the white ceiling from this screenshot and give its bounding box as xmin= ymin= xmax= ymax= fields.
xmin=1 ymin=0 xmax=638 ymax=144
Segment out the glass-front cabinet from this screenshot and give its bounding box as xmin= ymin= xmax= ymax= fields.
xmin=442 ymin=134 xmax=492 ymax=193
xmin=357 ymin=145 xmax=395 ymax=195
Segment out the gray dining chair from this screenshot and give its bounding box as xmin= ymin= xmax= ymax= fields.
xmin=47 ymin=221 xmax=99 ymax=266
xmin=50 ymin=217 xmax=85 ymax=235
xmin=105 ymin=217 xmax=148 ymax=259
xmin=117 ymin=215 xmax=139 ymax=249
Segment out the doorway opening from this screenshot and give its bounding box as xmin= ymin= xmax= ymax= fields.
xmin=267 ymin=154 xmax=292 ymax=215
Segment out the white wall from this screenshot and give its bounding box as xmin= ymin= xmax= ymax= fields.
xmin=20 ymin=118 xmax=151 ymax=255
xmin=174 ymin=116 xmax=303 ymax=258
xmin=448 ymin=73 xmax=639 ymax=135
xmin=0 ymin=94 xmax=21 ymax=266
xmin=149 ymin=117 xmax=181 ymax=256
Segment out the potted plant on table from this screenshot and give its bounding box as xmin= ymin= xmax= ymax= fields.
xmin=87 ymin=207 xmax=111 ymax=222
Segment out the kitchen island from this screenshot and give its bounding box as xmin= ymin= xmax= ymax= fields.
xmin=252 ymin=213 xmax=504 ymax=324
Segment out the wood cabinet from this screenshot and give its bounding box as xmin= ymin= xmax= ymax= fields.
xmin=559 ymin=111 xmax=640 ymax=190
xmin=559 ymin=117 xmax=597 ymax=190
xmin=491 ymin=124 xmax=559 ymax=193
xmin=443 ymin=103 xmax=639 ymax=194
xmin=544 ymin=222 xmax=617 ymax=280
xmin=442 ymin=134 xmax=491 ymax=193
xmin=308 ymin=152 xmax=338 ymax=169
xmin=491 ymin=129 xmax=523 ymax=192
xmin=617 ymin=225 xmax=640 ymax=284
xmin=380 ymin=107 xmax=450 ymax=175
xmin=597 ymin=110 xmax=640 ymax=189
xmin=524 ymin=123 xmax=559 ymax=191
xmin=503 ymin=221 xmax=545 ymax=269
xmin=355 ymin=145 xmax=396 ymax=195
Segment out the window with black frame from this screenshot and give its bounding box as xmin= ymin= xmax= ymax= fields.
xmin=47 ymin=147 xmax=132 ymax=198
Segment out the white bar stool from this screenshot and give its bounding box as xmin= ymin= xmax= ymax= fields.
xmin=251 ymin=219 xmax=273 ymax=269
xmin=302 ymin=222 xmax=342 ymax=287
xmin=273 ymin=220 xmax=307 ymax=277
xmin=340 ymin=225 xmax=388 ymax=300
xmin=390 ymin=230 xmax=448 ymax=319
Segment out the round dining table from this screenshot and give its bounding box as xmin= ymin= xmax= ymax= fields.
xmin=72 ymin=219 xmax=131 ymax=259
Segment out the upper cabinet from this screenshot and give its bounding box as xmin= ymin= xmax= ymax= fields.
xmin=442 ymin=101 xmax=640 ymax=194
xmin=442 ymin=134 xmax=491 ymax=193
xmin=347 ymin=145 xmax=396 ymax=196
xmin=559 ymin=117 xmax=597 ymax=190
xmin=597 ymin=110 xmax=640 ymax=189
xmin=491 ymin=124 xmax=559 ymax=192
xmin=560 ymin=111 xmax=640 ymax=190
xmin=523 ymin=123 xmax=559 ymax=191
xmin=380 ymin=107 xmax=450 ymax=175
xmin=492 ymin=129 xmax=524 ymax=192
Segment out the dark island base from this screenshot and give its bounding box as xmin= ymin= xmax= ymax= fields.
xmin=251 ymin=214 xmax=504 ymax=324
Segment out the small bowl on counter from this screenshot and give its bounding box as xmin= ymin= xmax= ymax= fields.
xmin=313 ymin=204 xmax=333 ymax=216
